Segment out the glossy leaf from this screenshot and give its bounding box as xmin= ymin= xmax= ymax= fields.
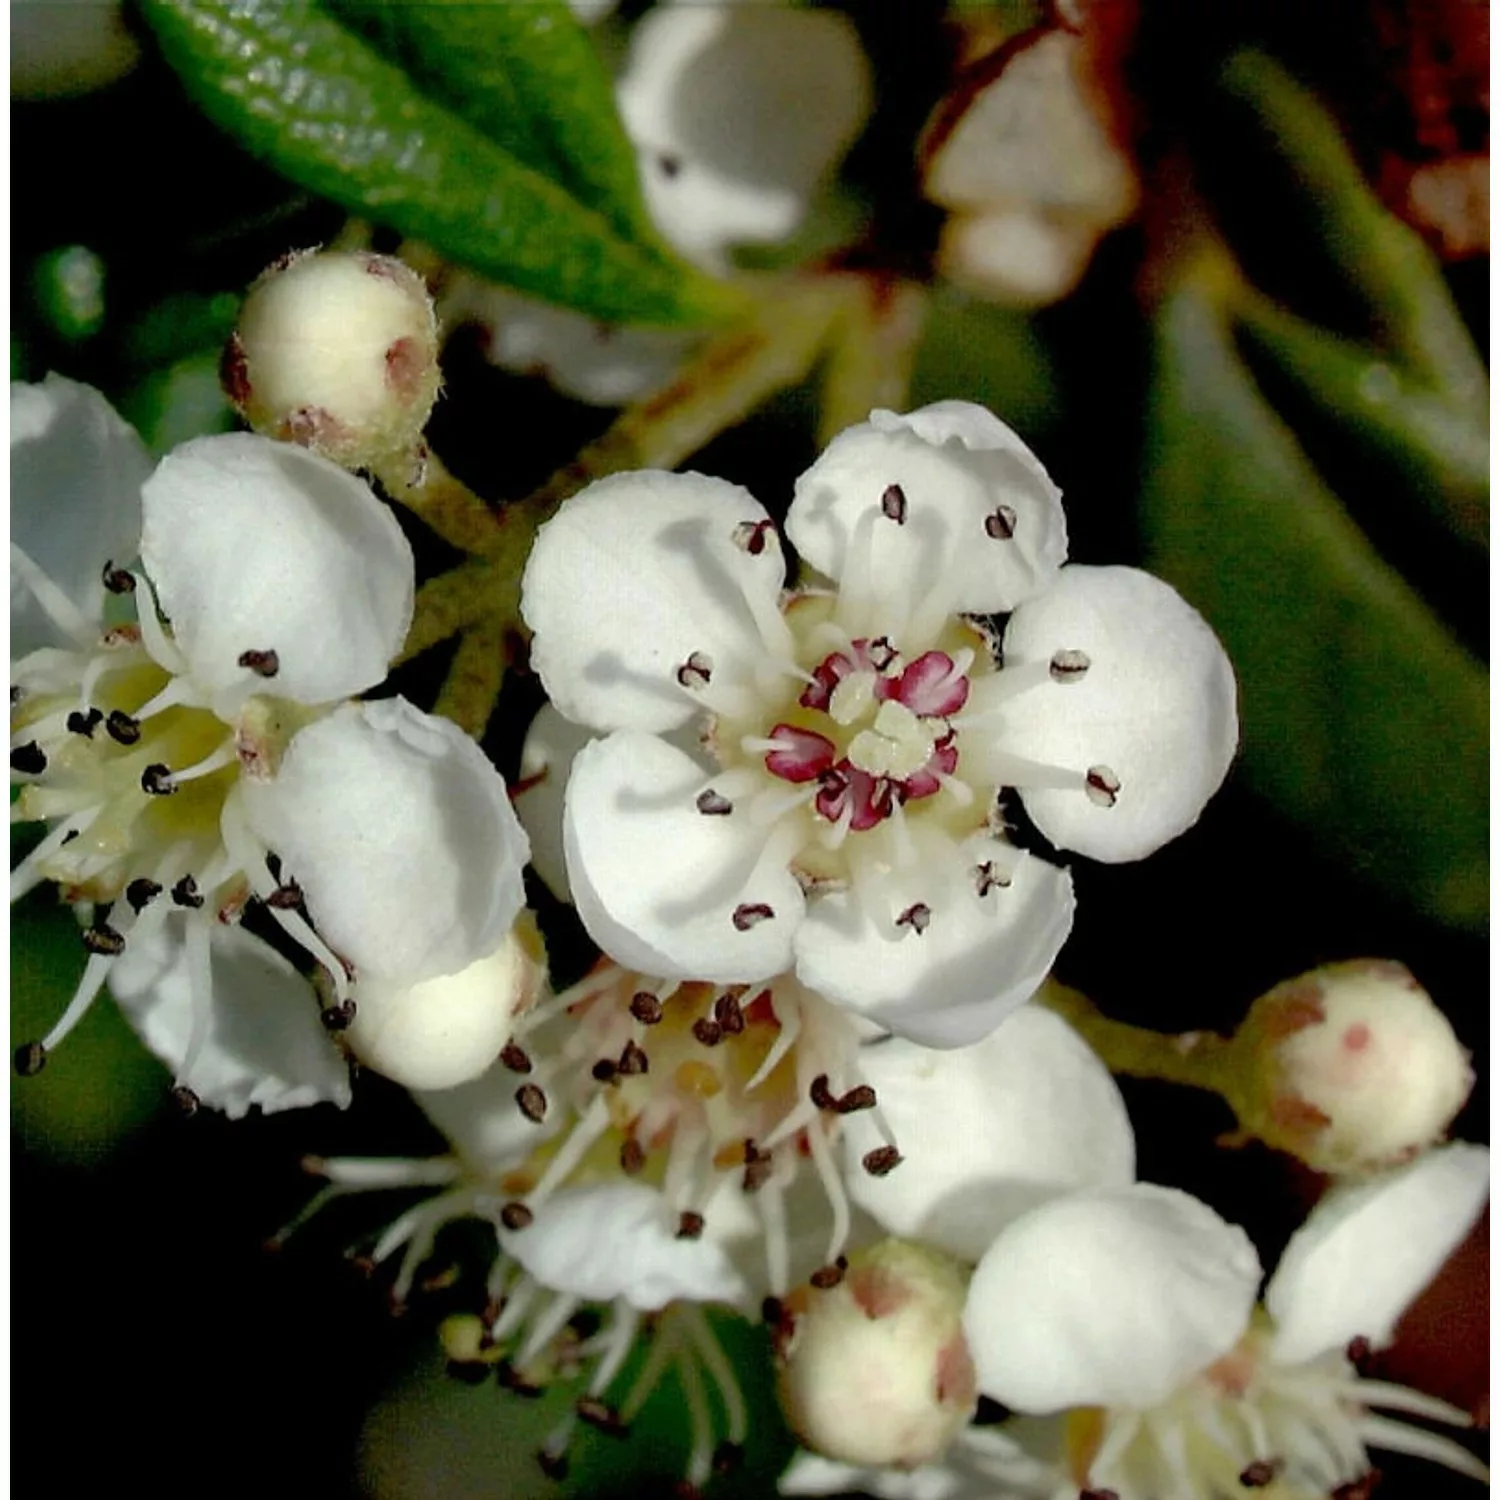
xmin=140 ymin=0 xmax=738 ymax=326
xmin=1141 ymin=259 xmax=1487 ymax=931
xmin=324 ymin=0 xmax=658 ymax=248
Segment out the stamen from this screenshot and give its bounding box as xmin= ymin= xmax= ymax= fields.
xmin=500 ymin=1042 xmax=532 ymax=1074
xmin=81 ymin=922 xmax=126 ymax=956
xmin=895 ymin=902 xmax=931 ymax=934
xmin=713 ymin=992 xmax=745 ymax=1035
xmin=101 ymin=561 xmax=136 ymax=594
xmin=1239 ymin=1459 xmax=1281 ymax=1487
xmin=10 ymin=742 xmax=46 ymax=775
xmin=676 ymin=652 xmax=714 ymax=689
xmin=619 ymin=1138 xmax=646 ymax=1175
xmin=732 ymin=902 xmax=775 ymax=931
xmin=617 ymin=1040 xmax=649 ymax=1075
xmin=861 ymin=1145 xmax=903 ymax=1176
xmin=66 ymin=708 xmax=103 ymax=737
xmin=676 ymin=1211 xmax=705 ymax=1241
xmin=321 ymin=1001 xmax=356 ymax=1031
xmin=1085 ymin=765 xmax=1121 ymax=807
xmin=236 ymin=648 xmax=280 ymax=678
xmin=167 ymin=741 xmax=237 ymax=786
xmin=683 ymin=1306 xmax=750 ymax=1445
xmin=810 ymin=1256 xmax=849 ymax=1289
xmin=515 ymin=1083 xmax=548 ymax=1123
xmin=105 ymin=709 xmax=142 ymax=745
xmin=1050 ymin=648 xmax=1091 ymax=681
xmin=171 ymin=875 xmax=205 ymax=908
xmin=630 ymin=991 xmax=664 ymax=1025
xmin=984 ymin=504 xmax=1017 ymax=540
xmin=880 ymin=483 xmax=908 ymax=524
xmin=10 ymin=542 xmax=95 ymax=647
xmin=500 ymin=1202 xmax=534 ymax=1230
xmin=576 ymin=1396 xmax=628 ymax=1437
xmin=140 ymin=763 xmax=176 ymax=796
xmin=691 ymin=1018 xmax=723 ymax=1047
xmin=14 ymin=1042 xmax=47 ymax=1077
xmin=695 ymin=788 xmax=733 ymax=817
xmin=732 ymin=519 xmax=775 ymax=556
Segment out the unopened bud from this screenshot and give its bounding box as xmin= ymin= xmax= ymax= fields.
xmin=440 ymin=1313 xmax=502 ymax=1369
xmin=1231 ymin=961 xmax=1473 ymax=1175
xmin=345 ymin=921 xmax=544 ymax=1092
xmin=229 ymin=249 xmax=440 ymax=472
xmin=774 ymin=1239 xmax=977 ymax=1468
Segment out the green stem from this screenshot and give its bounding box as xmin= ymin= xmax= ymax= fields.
xmin=433 ymin=614 xmax=509 ymax=738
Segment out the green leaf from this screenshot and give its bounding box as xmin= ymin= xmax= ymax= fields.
xmin=140 ymin=0 xmax=739 ymax=327
xmin=323 ymin=0 xmax=658 ymax=249
xmin=1141 ymin=257 xmax=1488 ymax=931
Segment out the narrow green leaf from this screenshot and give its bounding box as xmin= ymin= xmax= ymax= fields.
xmin=1141 ymin=257 xmax=1488 ymax=931
xmin=324 ymin=0 xmax=658 ymax=248
xmin=140 ymin=0 xmax=739 ymax=327
xmin=1235 ymin=293 xmax=1488 ymax=553
xmin=1218 ymin=51 xmax=1487 ymax=411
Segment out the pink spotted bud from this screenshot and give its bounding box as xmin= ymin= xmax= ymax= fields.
xmin=227 ymin=249 xmax=441 ymax=474
xmin=1231 ymin=960 xmax=1473 ymax=1175
xmin=773 ymin=1239 xmax=977 ymax=1468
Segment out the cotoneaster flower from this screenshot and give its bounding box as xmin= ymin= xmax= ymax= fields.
xmin=11 ymin=378 xmax=529 ymax=1108
xmin=521 ymin=401 xmax=1237 ymax=1045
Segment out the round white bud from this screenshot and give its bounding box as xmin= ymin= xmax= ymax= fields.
xmin=774 ymin=1239 xmax=977 ymax=1469
xmin=345 ymin=924 xmax=543 ymax=1092
xmin=1232 ymin=960 xmax=1474 ymax=1175
xmin=227 ymin=249 xmax=441 ymax=472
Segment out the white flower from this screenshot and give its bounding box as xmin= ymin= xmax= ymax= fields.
xmin=11 ymin=380 xmax=529 ymax=1108
xmin=959 ymin=1144 xmax=1490 ymax=1498
xmin=453 ymin=0 xmax=872 ymax=405
xmin=521 ymin=401 xmax=1237 ymax=1045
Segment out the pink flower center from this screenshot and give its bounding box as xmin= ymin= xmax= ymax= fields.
xmin=762 ymin=639 xmax=969 ymax=830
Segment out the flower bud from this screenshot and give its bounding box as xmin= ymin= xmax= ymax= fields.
xmin=345 ymin=921 xmax=545 ymax=1092
xmin=773 ymin=1239 xmax=977 ymax=1469
xmin=226 ymin=250 xmax=440 ymax=473
xmin=1230 ymin=961 xmax=1473 ymax=1175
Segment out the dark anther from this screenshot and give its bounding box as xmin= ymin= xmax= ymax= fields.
xmin=1345 ymin=1336 xmax=1373 ymax=1368
xmin=867 ymin=636 xmax=897 ymax=670
xmin=1049 ymin=649 xmax=1091 ymax=682
xmin=713 ymin=992 xmax=745 ymax=1034
xmin=498 ymin=1359 xmax=545 ymax=1397
xmin=171 ymin=875 xmax=204 ymax=909
xmin=896 ymin=902 xmax=931 ymax=934
xmin=835 ymin=1084 xmax=877 ymax=1114
xmin=761 ymin=1296 xmax=785 ymax=1325
xmin=695 ymin=788 xmax=733 ymax=816
xmin=446 ymin=1360 xmax=491 ymax=1386
xmin=102 ymin=561 xmax=137 ymax=594
xmin=1085 ymin=765 xmax=1121 ymax=808
xmin=712 ymin=1441 xmax=744 ymax=1475
xmin=862 ymin=1145 xmax=903 ymax=1177
xmin=62 ymin=829 xmax=79 ymax=844
xmin=973 ymin=861 xmax=1010 ymax=896
xmin=811 ymin=1074 xmax=839 ymax=1110
xmin=629 ymin=991 xmax=663 ymax=1025
xmin=576 ymin=1397 xmax=628 ymax=1437
xmin=732 ymin=519 xmax=774 ymax=555
xmin=732 ymin=902 xmax=774 ymax=931
xmin=105 ymin=709 xmax=142 ymax=746
xmin=984 ymin=504 xmax=1017 ymax=540
xmin=126 ymin=878 xmax=163 ymax=912
xmin=742 ymin=1143 xmax=774 ymax=1193
xmin=237 ymin=648 xmax=281 ymax=678
xmin=220 ymin=332 xmax=252 ymax=407
xmin=1239 ymin=1460 xmax=1282 ymax=1488
xmin=676 ymin=651 xmax=713 ymax=688
xmin=676 ymin=1211 xmax=705 ymax=1241
xmin=171 ymin=1085 xmax=201 ymax=1115
xmin=809 ymin=1256 xmax=848 ymax=1290
xmin=536 ymin=1448 xmax=569 ymax=1481
xmin=500 ymin=1201 xmax=534 ymax=1231
xmin=266 ymin=881 xmax=304 ymax=910
xmin=617 ymin=1039 xmax=650 ymax=1076
xmin=82 ymin=923 xmax=127 ymax=956
xmin=619 ymin=1138 xmax=646 ymax=1176
xmin=14 ymin=1041 xmax=47 ymax=1077
xmin=500 ymin=1041 xmax=532 ymax=1074
xmin=692 ymin=1018 xmax=723 ymax=1047
xmin=321 ymin=1001 xmax=357 ymax=1031
xmin=657 ymin=152 xmax=682 ymax=179
xmin=1330 ymin=1474 xmax=1380 ymax=1500
xmin=880 ymin=483 xmax=908 ymax=524
xmin=1080 ymin=1491 xmax=1121 ymax=1500
xmin=140 ymin=763 xmax=176 ymax=796
xmin=10 ymin=742 xmax=46 ymax=775
xmin=515 ymin=1083 xmax=548 ymax=1122
xmin=592 ymin=1058 xmax=618 ymax=1083
xmin=67 ymin=708 xmax=103 ymax=737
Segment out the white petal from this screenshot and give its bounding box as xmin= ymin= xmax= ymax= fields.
xmin=779 ymin=1453 xmax=968 ymax=1500
xmin=415 ymin=1055 xmax=563 ymax=1175
xmin=1266 ymin=1142 xmax=1491 ymax=1366
xmin=11 ymin=374 xmax=151 ymax=653
xmin=964 ymin=1185 xmax=1261 ymax=1412
xmin=108 ymin=918 xmax=350 ymax=1119
xmin=562 ymin=730 xmax=804 ymax=982
xmin=843 ymin=1004 xmax=1134 ymax=1261
xmin=617 ymin=4 xmax=871 ymax=265
xmin=938 ymin=206 xmax=1101 ymax=308
xmin=500 ymin=1181 xmax=751 ymax=1311
xmin=345 ymin=929 xmax=537 ymax=1092
xmin=521 ymin=469 xmax=788 ymax=735
xmin=792 ymin=839 xmax=1075 ymax=1047
xmin=515 ymin=703 xmax=598 ymax=902
xmin=448 ymin=278 xmax=695 ymax=407
xmin=1000 ymin=565 xmax=1238 ymax=862
xmin=139 ymin=433 xmax=413 ymax=709
xmin=787 ymin=402 xmax=1067 ymax=631
xmin=242 ymin=698 xmax=529 ymax=985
